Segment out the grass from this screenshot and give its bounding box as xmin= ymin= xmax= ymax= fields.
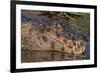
xmin=69 ymin=13 xmax=90 ymax=31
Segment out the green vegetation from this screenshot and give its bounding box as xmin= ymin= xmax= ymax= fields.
xmin=40 ymin=11 xmax=90 ymax=30
xmin=69 ymin=13 xmax=90 ymax=30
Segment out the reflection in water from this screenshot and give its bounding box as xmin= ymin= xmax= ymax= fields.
xmin=21 ymin=49 xmax=90 ymax=63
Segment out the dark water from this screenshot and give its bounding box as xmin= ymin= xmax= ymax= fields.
xmin=84 ymin=41 xmax=90 ymax=59
xmin=21 ymin=49 xmax=90 ymax=63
